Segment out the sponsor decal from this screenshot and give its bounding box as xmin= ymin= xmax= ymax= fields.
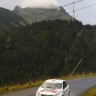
xmin=40 ymin=89 xmax=57 ymax=93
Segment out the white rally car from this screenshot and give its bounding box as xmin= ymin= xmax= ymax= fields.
xmin=36 ymin=79 xmax=70 ymax=96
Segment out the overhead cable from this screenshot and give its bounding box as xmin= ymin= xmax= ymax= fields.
xmin=49 ymin=3 xmax=96 ymax=20
xmin=70 ymin=3 xmax=96 ymax=13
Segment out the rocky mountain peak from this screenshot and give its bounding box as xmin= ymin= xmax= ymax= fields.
xmin=14 ymin=6 xmax=21 ymax=12
xmin=14 ymin=6 xmax=73 ymax=24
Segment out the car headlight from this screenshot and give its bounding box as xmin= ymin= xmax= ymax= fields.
xmin=55 ymin=94 xmax=62 ymax=96
xmin=36 ymin=92 xmax=41 ymax=96
xmin=55 ymin=91 xmax=63 ymax=96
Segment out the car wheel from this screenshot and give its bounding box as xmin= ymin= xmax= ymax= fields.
xmin=68 ymin=91 xmax=70 ymax=96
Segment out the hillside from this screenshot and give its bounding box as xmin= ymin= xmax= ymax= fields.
xmin=14 ymin=6 xmax=73 ymax=24
xmin=0 ymin=20 xmax=83 ymax=86
xmin=0 ymin=7 xmax=96 ymax=87
xmin=0 ymin=7 xmax=27 ymax=33
xmin=0 ymin=6 xmax=73 ymax=32
xmin=67 ymin=25 xmax=96 ymax=73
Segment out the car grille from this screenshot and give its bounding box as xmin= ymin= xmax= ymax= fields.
xmin=41 ymin=95 xmax=54 ymax=96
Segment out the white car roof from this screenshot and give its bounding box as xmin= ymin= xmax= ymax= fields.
xmin=45 ymin=79 xmax=65 ymax=83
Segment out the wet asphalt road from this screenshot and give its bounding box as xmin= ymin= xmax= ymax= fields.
xmin=0 ymin=76 xmax=96 ymax=96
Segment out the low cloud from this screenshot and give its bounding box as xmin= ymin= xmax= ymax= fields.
xmin=21 ymin=0 xmax=60 ymax=8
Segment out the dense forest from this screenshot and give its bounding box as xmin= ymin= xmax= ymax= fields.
xmin=0 ymin=19 xmax=96 ymax=86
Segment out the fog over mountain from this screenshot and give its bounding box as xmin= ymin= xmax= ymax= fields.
xmin=21 ymin=0 xmax=60 ymax=8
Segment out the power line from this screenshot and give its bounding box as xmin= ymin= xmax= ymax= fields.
xmin=64 ymin=0 xmax=83 ymax=7
xmin=48 ymin=3 xmax=96 ymax=20
xmin=40 ymin=0 xmax=83 ymax=14
xmin=69 ymin=3 xmax=96 ymax=13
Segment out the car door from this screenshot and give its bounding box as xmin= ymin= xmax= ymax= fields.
xmin=63 ymin=81 xmax=70 ymax=96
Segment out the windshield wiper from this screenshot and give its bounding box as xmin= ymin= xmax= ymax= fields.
xmin=46 ymin=87 xmax=55 ymax=89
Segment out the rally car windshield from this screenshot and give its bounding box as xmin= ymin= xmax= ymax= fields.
xmin=41 ymin=82 xmax=62 ymax=89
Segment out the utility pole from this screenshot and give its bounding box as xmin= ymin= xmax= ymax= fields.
xmin=64 ymin=58 xmax=68 ymax=69
xmin=35 ymin=13 xmax=38 ymax=22
xmin=73 ymin=2 xmax=75 ymax=19
xmin=69 ymin=59 xmax=82 ymax=77
xmin=6 ymin=32 xmax=12 ymax=49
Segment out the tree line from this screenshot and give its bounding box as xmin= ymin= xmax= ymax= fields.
xmin=0 ymin=20 xmax=96 ymax=86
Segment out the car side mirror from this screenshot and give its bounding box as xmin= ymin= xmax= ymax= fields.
xmin=63 ymin=82 xmax=67 ymax=89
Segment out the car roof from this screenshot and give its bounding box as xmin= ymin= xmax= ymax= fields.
xmin=45 ymin=79 xmax=65 ymax=83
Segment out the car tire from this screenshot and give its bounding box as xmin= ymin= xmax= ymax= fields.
xmin=68 ymin=91 xmax=70 ymax=96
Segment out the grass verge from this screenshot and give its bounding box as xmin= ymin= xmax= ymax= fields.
xmin=81 ymin=86 xmax=96 ymax=96
xmin=0 ymin=72 xmax=96 ymax=95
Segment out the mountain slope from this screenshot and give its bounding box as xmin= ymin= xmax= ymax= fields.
xmin=14 ymin=6 xmax=73 ymax=24
xmin=0 ymin=7 xmax=27 ymax=32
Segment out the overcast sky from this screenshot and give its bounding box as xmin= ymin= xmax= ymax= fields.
xmin=0 ymin=0 xmax=96 ymax=25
